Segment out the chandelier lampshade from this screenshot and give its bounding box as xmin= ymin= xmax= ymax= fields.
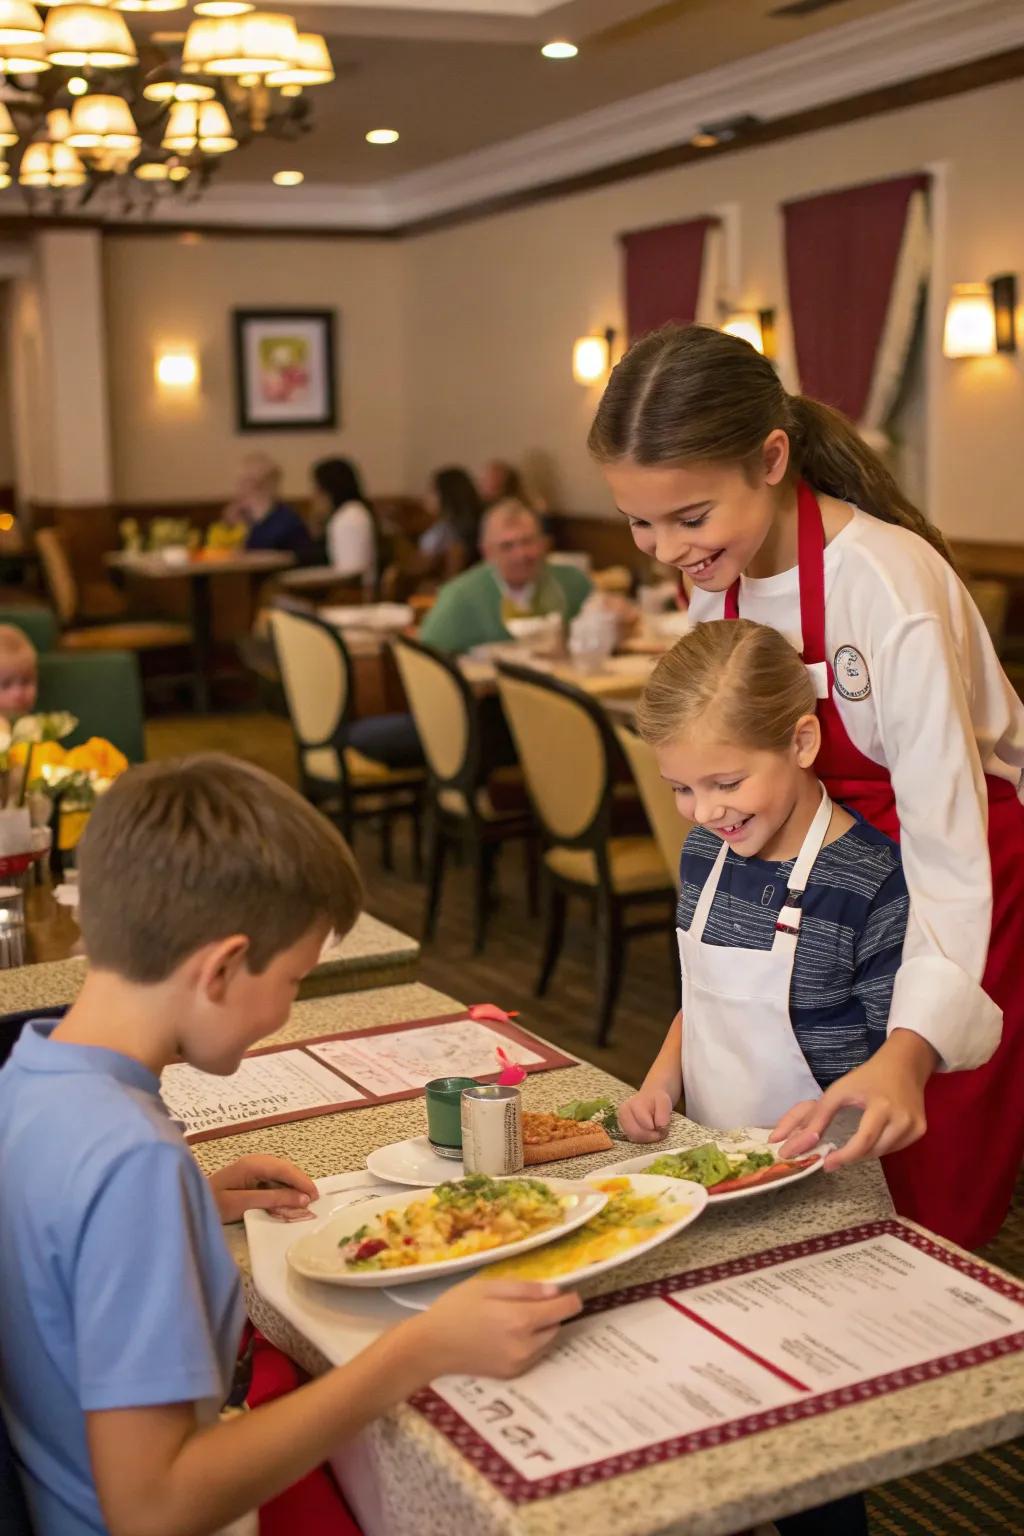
xmin=183 ymin=11 xmax=296 ymax=75
xmin=0 ymin=0 xmax=42 ymax=47
xmin=66 ymin=93 xmax=140 ymax=150
xmin=265 ymin=30 xmax=331 ymax=86
xmin=44 ymin=5 xmax=137 ymax=68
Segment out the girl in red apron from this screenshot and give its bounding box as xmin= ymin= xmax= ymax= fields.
xmin=591 ymin=323 xmax=1024 ymax=1251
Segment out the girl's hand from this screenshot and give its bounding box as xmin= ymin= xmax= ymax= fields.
xmin=208 ymin=1155 xmax=318 ymax=1224
xmin=771 ymin=1031 xmax=938 ymax=1170
xmin=619 ymin=1085 xmax=675 ymax=1143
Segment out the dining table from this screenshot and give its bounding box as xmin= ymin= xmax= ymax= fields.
xmin=0 ymin=910 xmax=420 ymax=1007
xmin=459 ymin=650 xmax=658 ymax=701
xmin=192 ymin=981 xmax=1024 ymax=1536
xmin=106 ymin=548 xmax=294 ymax=711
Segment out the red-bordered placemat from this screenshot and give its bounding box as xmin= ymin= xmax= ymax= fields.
xmin=411 ymin=1220 xmax=1024 ymax=1504
xmin=174 ymin=1011 xmax=575 ymax=1143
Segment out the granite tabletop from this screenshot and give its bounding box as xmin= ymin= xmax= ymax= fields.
xmin=0 ymin=912 xmax=419 ymax=1012
xmin=192 ymin=983 xmax=1024 ymax=1536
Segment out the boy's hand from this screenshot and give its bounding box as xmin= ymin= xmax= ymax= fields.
xmin=208 ymin=1155 xmax=318 ymax=1224
xmin=408 ymin=1278 xmax=582 ymax=1381
xmin=771 ymin=1031 xmax=938 ymax=1170
xmin=619 ymin=1085 xmax=674 ymax=1143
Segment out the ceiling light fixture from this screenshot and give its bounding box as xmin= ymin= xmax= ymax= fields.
xmin=162 ymin=97 xmax=236 ymax=153
xmin=272 ymin=168 xmax=302 ymax=185
xmin=0 ymin=100 xmax=16 ymax=146
xmin=365 ymin=127 xmax=398 ymax=145
xmin=0 ymin=39 xmax=49 ymax=71
xmin=19 ymin=137 xmax=86 ymax=187
xmin=265 ymin=30 xmax=331 ymax=86
xmin=143 ymin=60 xmax=215 ymax=102
xmin=541 ymin=39 xmax=577 ymax=59
xmin=66 ymin=93 xmax=139 ymax=151
xmin=44 ymin=5 xmax=138 ymax=69
xmin=193 ymin=0 xmax=252 ymax=13
xmin=0 ymin=0 xmax=43 ymax=47
xmin=182 ymin=11 xmax=296 ymax=76
xmin=67 ymin=73 xmax=88 ymax=93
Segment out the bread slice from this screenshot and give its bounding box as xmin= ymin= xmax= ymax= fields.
xmin=522 ymin=1111 xmax=612 ymax=1165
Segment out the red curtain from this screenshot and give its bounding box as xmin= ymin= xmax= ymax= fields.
xmin=783 ymin=174 xmax=929 ymax=419
xmin=621 ymin=217 xmax=717 ymax=343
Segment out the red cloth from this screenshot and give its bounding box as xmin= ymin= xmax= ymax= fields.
xmin=725 ymin=482 xmax=1024 ymax=1249
xmin=783 ymin=174 xmax=928 ymax=419
xmin=246 ymin=1330 xmax=363 ymax=1536
xmin=621 ymin=217 xmax=717 ymax=342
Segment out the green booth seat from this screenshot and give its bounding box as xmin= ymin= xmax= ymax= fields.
xmin=36 ymin=650 xmax=146 ymax=764
xmin=0 ymin=606 xmax=58 ymax=653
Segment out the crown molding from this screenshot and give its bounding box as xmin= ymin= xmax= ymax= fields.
xmin=2 ymin=0 xmax=1022 ymax=235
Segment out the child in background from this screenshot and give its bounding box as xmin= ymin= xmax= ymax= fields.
xmin=0 ymin=624 xmax=37 ymax=723
xmin=0 ymin=754 xmax=580 ymax=1536
xmin=620 ymin=619 xmax=930 ymax=1174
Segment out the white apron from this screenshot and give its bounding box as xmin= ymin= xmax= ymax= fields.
xmin=679 ymin=788 xmax=832 ymax=1129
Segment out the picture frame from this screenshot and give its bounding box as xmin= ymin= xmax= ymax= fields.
xmin=232 ymin=308 xmax=338 ymax=432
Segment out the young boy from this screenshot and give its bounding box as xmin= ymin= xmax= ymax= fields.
xmin=0 ymin=623 xmax=37 ymax=721
xmin=0 ymin=754 xmax=580 ymax=1536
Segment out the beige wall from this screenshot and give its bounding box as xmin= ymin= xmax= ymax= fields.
xmin=104 ymin=234 xmax=409 ymax=504
xmin=404 ymin=76 xmax=1024 ymax=543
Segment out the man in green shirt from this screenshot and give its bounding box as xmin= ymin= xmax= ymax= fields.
xmin=420 ymin=501 xmax=592 ymax=654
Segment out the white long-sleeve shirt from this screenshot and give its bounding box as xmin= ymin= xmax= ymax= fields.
xmin=689 ymin=508 xmax=1024 ymax=1074
xmin=326 ymin=500 xmax=375 ymax=587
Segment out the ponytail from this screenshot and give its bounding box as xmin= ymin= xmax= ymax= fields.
xmin=787 ymin=395 xmax=953 ymax=565
xmin=589 ymin=325 xmax=955 ymax=567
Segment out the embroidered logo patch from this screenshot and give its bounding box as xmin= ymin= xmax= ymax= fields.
xmin=833 ymin=645 xmax=871 ymax=701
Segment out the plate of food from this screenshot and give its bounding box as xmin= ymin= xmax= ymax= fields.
xmin=599 ymin=1139 xmax=834 ymax=1204
xmin=286 ymin=1174 xmax=608 ymax=1287
xmin=384 ymin=1174 xmax=707 ymax=1310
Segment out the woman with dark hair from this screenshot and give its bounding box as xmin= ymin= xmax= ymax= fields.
xmin=311 ymin=457 xmax=379 ymax=591
xmin=417 ymin=466 xmax=484 ymax=579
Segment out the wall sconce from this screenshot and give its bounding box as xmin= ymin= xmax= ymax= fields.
xmin=943 ymin=276 xmax=1017 ymax=358
xmin=722 ymin=309 xmax=776 ymax=360
xmin=155 ymin=347 xmax=199 ymax=389
xmin=573 ymin=327 xmax=615 ymax=385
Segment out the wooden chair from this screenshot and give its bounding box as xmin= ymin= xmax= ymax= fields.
xmin=35 ymin=528 xmax=191 ymax=657
xmin=392 ymin=634 xmax=537 ymax=953
xmin=966 ymin=578 xmax=1010 ymax=657
xmin=269 ymin=604 xmax=423 ymax=870
xmin=497 ymin=661 xmax=675 ymax=1046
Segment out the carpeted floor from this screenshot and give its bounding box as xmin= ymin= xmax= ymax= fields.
xmin=148 ymin=710 xmax=1024 ymax=1534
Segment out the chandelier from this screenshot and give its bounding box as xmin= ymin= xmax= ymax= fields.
xmin=0 ymin=0 xmax=333 ymax=212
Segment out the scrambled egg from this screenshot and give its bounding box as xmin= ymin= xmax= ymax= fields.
xmin=488 ymin=1178 xmax=679 ymax=1280
xmin=340 ymin=1175 xmax=566 ymax=1271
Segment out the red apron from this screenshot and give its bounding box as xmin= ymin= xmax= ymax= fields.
xmin=724 ymin=481 xmax=1024 ymax=1249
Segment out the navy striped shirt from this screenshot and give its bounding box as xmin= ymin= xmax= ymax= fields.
xmin=677 ymin=817 xmax=908 ymax=1088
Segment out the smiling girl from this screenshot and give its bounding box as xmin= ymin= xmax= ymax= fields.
xmin=592 ymin=323 xmax=1024 ymax=1249
xmin=620 ymin=620 xmax=921 ymax=1169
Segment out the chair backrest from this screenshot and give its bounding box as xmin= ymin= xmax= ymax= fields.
xmin=392 ymin=635 xmax=475 ymax=796
xmin=615 ymin=722 xmax=688 ymax=887
xmin=36 ymin=651 xmax=145 ymax=763
xmin=496 ymin=662 xmax=612 ymax=849
xmin=269 ymin=605 xmax=352 ymax=786
xmin=0 ymin=606 xmax=57 ymax=653
xmin=34 ymin=529 xmax=78 ymax=627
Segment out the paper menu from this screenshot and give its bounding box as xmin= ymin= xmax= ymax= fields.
xmin=307 ymin=1019 xmax=545 ymax=1096
xmin=161 ymin=1050 xmax=365 ymax=1138
xmin=417 ymin=1223 xmax=1024 ymax=1502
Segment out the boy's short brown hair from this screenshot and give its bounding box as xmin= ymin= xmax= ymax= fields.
xmin=78 ymin=753 xmax=363 ymax=982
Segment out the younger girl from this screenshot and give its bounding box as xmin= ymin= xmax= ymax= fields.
xmin=620 ymin=619 xmax=930 ymax=1168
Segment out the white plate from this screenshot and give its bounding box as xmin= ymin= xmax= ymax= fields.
xmin=384 ymin=1174 xmax=708 ymax=1311
xmin=598 ymin=1139 xmax=834 ymax=1205
xmin=366 ymin=1136 xmax=464 ymax=1188
xmin=287 ymin=1176 xmax=608 ymax=1288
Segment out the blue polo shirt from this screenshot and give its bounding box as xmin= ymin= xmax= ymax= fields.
xmin=0 ymin=1023 xmax=244 ymax=1536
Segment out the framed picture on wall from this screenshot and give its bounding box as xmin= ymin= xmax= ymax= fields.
xmin=233 ymin=309 xmax=337 ymax=431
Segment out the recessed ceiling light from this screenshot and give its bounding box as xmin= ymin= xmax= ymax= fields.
xmin=690 ymin=132 xmax=718 ymax=149
xmin=67 ymin=76 xmax=88 ymax=96
xmin=273 ymin=169 xmax=303 ymax=186
xmin=541 ymin=40 xmax=577 ymax=59
xmin=365 ymin=128 xmax=398 ymax=145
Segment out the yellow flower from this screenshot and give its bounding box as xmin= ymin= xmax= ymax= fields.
xmin=65 ymin=738 xmax=128 ymax=779
xmin=59 ymin=807 xmax=90 ymax=852
xmin=9 ymin=740 xmax=67 ymax=772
